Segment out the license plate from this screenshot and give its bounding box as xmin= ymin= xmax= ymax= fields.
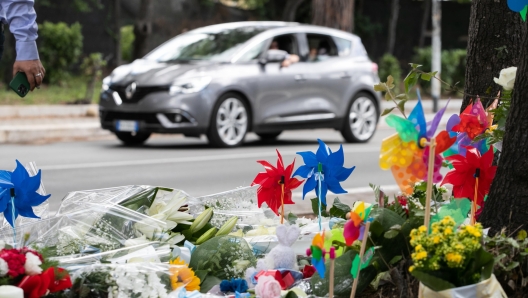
xmin=115 ymin=120 xmax=138 ymax=132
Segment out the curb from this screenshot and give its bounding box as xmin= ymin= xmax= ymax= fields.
xmin=0 ymin=104 xmax=99 ymax=119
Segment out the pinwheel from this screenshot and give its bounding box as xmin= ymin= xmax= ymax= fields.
xmin=507 ymin=0 xmax=528 ymax=21
xmin=293 ymin=139 xmax=355 ymax=230
xmin=252 ymin=150 xmax=303 ymax=223
xmin=379 ymin=92 xmax=456 ymax=194
xmin=441 ymin=147 xmax=497 ymax=224
xmin=343 ymin=201 xmax=372 ymax=246
xmin=444 ymin=99 xmax=490 ymax=158
xmin=0 ymin=160 xmax=50 ymax=228
xmin=306 ymin=232 xmax=326 ymax=278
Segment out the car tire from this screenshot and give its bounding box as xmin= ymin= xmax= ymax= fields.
xmin=115 ymin=132 xmax=151 ymax=146
xmin=207 ymin=93 xmax=250 ymax=148
xmin=341 ymin=92 xmax=378 ymax=143
xmin=256 ymin=131 xmax=282 ymax=141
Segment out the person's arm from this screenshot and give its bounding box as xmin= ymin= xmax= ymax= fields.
xmin=2 ymin=0 xmax=45 ymax=90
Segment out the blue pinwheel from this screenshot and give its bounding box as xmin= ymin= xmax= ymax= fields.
xmin=293 ymin=139 xmax=355 ymax=206
xmin=507 ymin=0 xmax=528 ymax=21
xmin=0 ymin=160 xmax=50 ymax=227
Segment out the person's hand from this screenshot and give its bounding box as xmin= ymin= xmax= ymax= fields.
xmin=13 ymin=60 xmax=45 ymax=91
xmin=281 ymin=59 xmax=291 ymax=68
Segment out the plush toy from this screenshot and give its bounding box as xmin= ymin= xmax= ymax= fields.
xmin=260 ymin=224 xmax=300 ymax=270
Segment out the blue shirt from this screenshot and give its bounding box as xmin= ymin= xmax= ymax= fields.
xmin=0 ymin=0 xmax=38 ymax=61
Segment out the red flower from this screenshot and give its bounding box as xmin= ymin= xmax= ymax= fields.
xmin=18 ymin=267 xmax=72 ymax=298
xmin=302 ymin=265 xmax=316 ymax=278
xmin=251 ymin=150 xmax=303 ymax=215
xmin=0 ymin=249 xmax=26 ymax=278
xmin=397 ymin=195 xmax=408 ymax=207
xmin=441 ymin=147 xmax=497 ymax=209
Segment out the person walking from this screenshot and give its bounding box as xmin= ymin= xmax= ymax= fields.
xmin=0 ymin=0 xmax=45 ymax=91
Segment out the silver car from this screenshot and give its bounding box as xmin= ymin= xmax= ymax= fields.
xmin=99 ymin=21 xmax=381 ymax=147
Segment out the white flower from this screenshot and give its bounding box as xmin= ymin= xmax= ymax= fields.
xmin=233 ymin=259 xmax=251 ymax=272
xmin=124 ymin=235 xmax=151 ymax=247
xmin=494 ymin=66 xmax=517 ymax=90
xmin=0 ymin=258 xmax=8 ymax=277
xmin=24 ymin=252 xmax=43 ymax=276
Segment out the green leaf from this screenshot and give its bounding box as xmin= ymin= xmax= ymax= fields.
xmin=395 ymin=93 xmax=408 ymax=100
xmin=284 ymin=291 xmax=299 ymax=298
xmin=409 ymin=63 xmax=422 ymax=69
xmin=404 ymin=71 xmax=420 ymax=93
xmin=506 ymin=237 xmax=521 ymax=249
xmin=384 ymin=229 xmax=399 ymax=239
xmin=374 ymin=83 xmax=386 ymax=92
xmin=420 ymin=72 xmax=432 ymax=81
xmin=287 ymin=212 xmax=298 ymax=225
xmin=411 ymin=269 xmax=456 ymax=292
xmin=200 ymin=275 xmax=222 ymax=293
xmin=311 ymin=198 xmax=328 ymax=217
xmin=387 ymin=75 xmax=395 ymax=89
xmin=381 ymin=107 xmax=395 ymax=116
xmin=505 ymin=261 xmax=520 ymax=271
xmin=195 ymin=270 xmax=209 ymax=282
xmin=517 ymin=230 xmax=527 ymax=241
xmin=397 ymin=98 xmax=408 ymax=112
xmin=384 ymin=91 xmax=393 ymax=100
xmin=389 ymin=255 xmax=402 ymax=265
xmin=329 ymin=198 xmax=352 ymax=219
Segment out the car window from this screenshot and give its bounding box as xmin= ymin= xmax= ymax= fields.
xmin=306 ymin=34 xmax=339 ymax=62
xmin=144 ymin=27 xmax=267 ymax=63
xmin=238 ymin=40 xmax=268 ymax=62
xmin=269 ymin=34 xmax=299 ymax=55
xmin=333 ymin=37 xmax=352 ymax=57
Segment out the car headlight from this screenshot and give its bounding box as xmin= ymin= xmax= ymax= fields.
xmin=170 ymin=77 xmax=211 ymax=95
xmin=102 ymin=76 xmax=111 ymax=91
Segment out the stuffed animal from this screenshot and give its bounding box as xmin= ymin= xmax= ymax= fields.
xmin=261 ymin=224 xmax=300 ymax=270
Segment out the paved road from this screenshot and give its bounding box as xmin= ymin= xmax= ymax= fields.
xmin=1 ymin=128 xmax=400 ymax=212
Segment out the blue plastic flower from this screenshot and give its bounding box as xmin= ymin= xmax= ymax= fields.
xmin=293 ymin=139 xmax=355 ymax=205
xmin=220 ymin=278 xmax=248 ymax=293
xmin=0 ymin=160 xmax=50 ymax=227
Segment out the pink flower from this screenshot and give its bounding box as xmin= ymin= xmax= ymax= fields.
xmin=255 ymin=276 xmax=281 ymax=298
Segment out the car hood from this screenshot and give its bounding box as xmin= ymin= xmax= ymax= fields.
xmin=108 ymin=59 xmax=221 ymax=87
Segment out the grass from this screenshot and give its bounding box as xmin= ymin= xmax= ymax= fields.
xmin=0 ymin=76 xmax=102 ymax=105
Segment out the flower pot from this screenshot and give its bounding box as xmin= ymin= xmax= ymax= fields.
xmin=418 ymin=274 xmax=506 ymax=298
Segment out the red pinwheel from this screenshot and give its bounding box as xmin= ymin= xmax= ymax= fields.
xmin=441 ymin=147 xmax=497 ymax=222
xmin=252 ymin=150 xmax=303 ymax=221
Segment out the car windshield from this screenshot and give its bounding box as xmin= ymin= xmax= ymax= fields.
xmin=145 ymin=27 xmax=269 ymax=63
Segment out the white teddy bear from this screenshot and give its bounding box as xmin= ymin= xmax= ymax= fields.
xmin=257 ymin=224 xmax=300 ymax=271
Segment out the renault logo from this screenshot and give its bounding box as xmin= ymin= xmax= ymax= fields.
xmin=125 ymin=82 xmax=137 ymax=99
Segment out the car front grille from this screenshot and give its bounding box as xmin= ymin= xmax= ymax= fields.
xmin=109 ymin=85 xmax=169 ymax=103
xmin=101 ymin=111 xmax=160 ymax=124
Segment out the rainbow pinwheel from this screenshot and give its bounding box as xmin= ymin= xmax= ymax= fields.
xmin=379 ymin=92 xmax=456 ymax=194
xmin=0 ymin=160 xmax=50 ymax=227
xmin=251 ymin=150 xmax=303 ymax=218
xmin=306 ymin=232 xmax=326 ymax=278
xmin=444 ymin=99 xmax=490 ymax=158
xmin=507 ymin=0 xmax=528 ymax=21
xmin=441 ymin=147 xmax=497 ymax=220
xmin=343 ymin=201 xmax=372 ymax=246
xmin=293 ymin=139 xmax=355 ymax=206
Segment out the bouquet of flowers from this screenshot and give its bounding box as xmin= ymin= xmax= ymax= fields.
xmin=0 ymin=241 xmax=72 ymax=298
xmin=409 ymin=216 xmax=496 ymax=292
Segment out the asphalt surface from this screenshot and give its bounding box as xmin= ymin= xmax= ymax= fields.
xmin=0 ymin=128 xmax=398 ymax=212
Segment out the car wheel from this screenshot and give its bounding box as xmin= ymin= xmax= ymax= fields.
xmin=115 ymin=132 xmax=151 ymax=146
xmin=207 ymin=93 xmax=249 ymax=148
xmin=256 ymin=131 xmax=282 ymax=141
xmin=341 ymin=92 xmax=378 ymax=143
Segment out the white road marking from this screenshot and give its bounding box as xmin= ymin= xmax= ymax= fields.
xmin=291 ymin=184 xmax=400 ymax=199
xmin=39 ymin=146 xmax=381 ymax=171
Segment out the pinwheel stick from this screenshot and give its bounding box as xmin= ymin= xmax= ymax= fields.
xmin=424 ymin=138 xmax=437 ymax=233
xmin=329 ymin=247 xmax=336 ymax=298
xmin=470 ymin=170 xmax=480 ymax=225
xmin=10 ymin=188 xmax=17 ymax=248
xmin=350 ymin=221 xmax=371 ymax=298
xmin=317 ymin=163 xmax=323 ymax=231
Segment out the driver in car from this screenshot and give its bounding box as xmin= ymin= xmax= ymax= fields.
xmin=269 ymin=40 xmax=299 ymax=67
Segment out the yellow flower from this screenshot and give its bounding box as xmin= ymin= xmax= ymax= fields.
xmin=464 ymin=225 xmax=482 ymax=238
xmin=444 ymin=228 xmax=453 ymax=236
xmin=414 ymin=251 xmax=427 ymax=261
xmin=418 ymin=226 xmax=427 ymax=233
xmin=446 ymin=252 xmax=463 ymax=266
xmin=415 ymin=244 xmax=423 ymax=251
xmin=432 ymin=227 xmax=439 ymax=234
xmin=409 ymin=265 xmax=415 ymax=273
xmin=170 ymin=257 xmax=201 ymax=291
xmin=433 ymin=235 xmax=441 ymax=244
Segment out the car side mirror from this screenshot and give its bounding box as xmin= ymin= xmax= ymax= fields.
xmin=259 ymin=49 xmax=288 ymax=65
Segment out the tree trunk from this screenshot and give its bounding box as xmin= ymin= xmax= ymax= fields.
xmin=387 ymin=0 xmax=400 ymax=54
xmin=312 ymin=0 xmax=354 ymax=33
xmin=462 ymin=0 xmax=526 ymax=111
xmin=480 ymin=24 xmax=528 ymax=234
xmin=114 ymin=0 xmax=122 ymax=67
xmin=419 ymin=0 xmax=431 ymax=48
xmin=132 ymin=0 xmax=154 ymax=60
xmin=282 ymin=0 xmax=306 ymax=21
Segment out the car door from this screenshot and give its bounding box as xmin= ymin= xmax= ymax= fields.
xmin=252 ymin=33 xmax=322 ymax=126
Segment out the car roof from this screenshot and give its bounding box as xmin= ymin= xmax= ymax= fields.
xmin=188 ymin=21 xmax=358 ymax=40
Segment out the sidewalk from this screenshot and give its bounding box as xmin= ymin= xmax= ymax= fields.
xmin=0 ymin=99 xmax=463 ymax=144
